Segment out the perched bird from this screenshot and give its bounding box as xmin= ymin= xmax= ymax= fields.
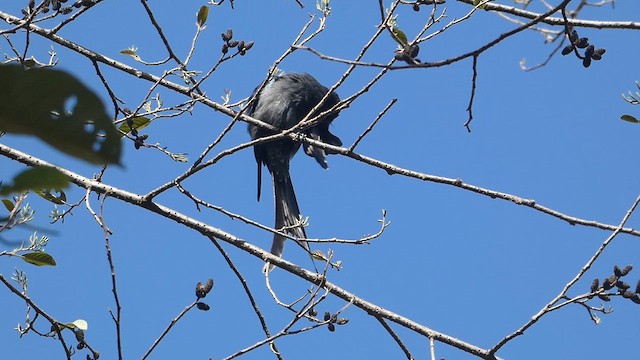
xmin=247 ymin=73 xmax=342 ymax=261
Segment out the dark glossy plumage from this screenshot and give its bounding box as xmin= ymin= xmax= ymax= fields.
xmin=247 ymin=73 xmax=342 ymax=259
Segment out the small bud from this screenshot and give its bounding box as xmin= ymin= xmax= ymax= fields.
xmin=308 ymin=307 xmax=317 ymax=317
xmin=597 ymin=294 xmax=611 ymax=302
xmin=243 ymin=41 xmax=254 ymax=51
xmin=327 ymin=323 xmax=336 ymax=332
xmin=195 ymin=278 xmax=214 ymax=298
xmin=413 ymin=3 xmax=420 ymax=11
xmin=196 ymin=283 xmax=206 ymax=298
xmin=569 ymin=29 xmax=579 ymax=42
xmin=222 ymin=43 xmax=229 ymax=54
xmin=582 ymin=57 xmax=592 ymax=68
xmin=616 ymin=281 xmax=631 ymax=291
xmin=575 ymin=37 xmax=589 ymax=49
xmin=196 ymin=302 xmax=211 ymax=311
xmin=561 ymin=44 xmax=574 ymax=56
xmin=590 ymin=278 xmax=599 ymax=292
xmin=226 ymin=28 xmax=233 ymax=41
xmin=408 ymin=44 xmax=419 ymax=58
xmin=632 ymin=294 xmax=640 ymax=304
xmin=204 ymin=278 xmax=214 ymax=292
xmin=620 ymin=265 xmax=633 ymax=276
xmin=336 ymin=318 xmax=349 ymax=325
xmin=585 ymin=44 xmax=595 ymax=59
xmin=74 ymin=329 xmax=85 ymax=343
xmin=323 ymin=311 xmax=331 ymax=321
xmin=228 ymin=40 xmax=239 ymax=48
xmin=622 ymin=291 xmax=635 ymax=299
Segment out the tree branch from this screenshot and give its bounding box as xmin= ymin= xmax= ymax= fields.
xmin=0 ymin=143 xmax=494 ymax=359
xmin=456 ymin=0 xmax=640 ymax=29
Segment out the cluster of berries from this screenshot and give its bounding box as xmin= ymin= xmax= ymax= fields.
xmin=561 ymin=28 xmax=606 ymax=68
xmin=221 ymin=28 xmax=254 ymax=56
xmin=307 ymin=308 xmax=349 ymax=332
xmin=122 ymin=109 xmax=150 ymax=150
xmin=589 ymin=265 xmax=640 ymax=304
xmin=23 ymin=0 xmax=97 ymax=16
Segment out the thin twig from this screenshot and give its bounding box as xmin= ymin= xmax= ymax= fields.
xmin=456 ymin=0 xmax=638 ymax=29
xmin=349 ymin=98 xmax=397 ymax=151
xmin=464 ymin=54 xmax=478 ymax=132
xmin=208 ymin=237 xmax=283 ymax=360
xmin=0 ymin=143 xmax=501 ymax=358
xmin=99 ymin=195 xmax=123 ymax=360
xmin=0 ymin=274 xmax=72 ymax=359
xmin=141 ymin=299 xmax=199 ymax=360
xmin=375 ymin=316 xmax=414 ymax=359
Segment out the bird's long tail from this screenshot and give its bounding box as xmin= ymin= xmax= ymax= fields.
xmin=271 ymin=170 xmax=308 ymax=258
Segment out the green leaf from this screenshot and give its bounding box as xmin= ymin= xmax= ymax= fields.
xmin=0 ymin=65 xmax=121 ymax=165
xmin=197 ymin=6 xmax=209 ymax=26
xmin=1 ymin=198 xmax=14 ymax=211
xmin=118 ymin=116 xmax=151 ymax=137
xmin=0 ymin=166 xmax=69 ymax=196
xmin=620 ymin=114 xmax=639 ymax=123
xmin=391 ymin=27 xmax=408 ymax=46
xmin=21 ymin=251 xmax=57 ymax=266
xmin=36 ymin=188 xmax=67 ymax=205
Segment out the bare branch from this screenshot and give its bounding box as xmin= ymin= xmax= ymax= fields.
xmin=375 ymin=316 xmax=415 ymax=359
xmin=0 ymin=144 xmax=493 ymax=358
xmin=142 ymin=299 xmax=200 ymax=360
xmin=0 ymin=274 xmax=73 ymax=359
xmin=456 ymin=0 xmax=640 ymax=29
xmin=349 ymin=98 xmax=397 ymax=152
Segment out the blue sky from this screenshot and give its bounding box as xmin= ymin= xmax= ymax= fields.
xmin=2 ymin=1 xmax=640 ymax=359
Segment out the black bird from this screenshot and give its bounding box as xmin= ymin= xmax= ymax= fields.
xmin=247 ymin=73 xmax=342 ymax=260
